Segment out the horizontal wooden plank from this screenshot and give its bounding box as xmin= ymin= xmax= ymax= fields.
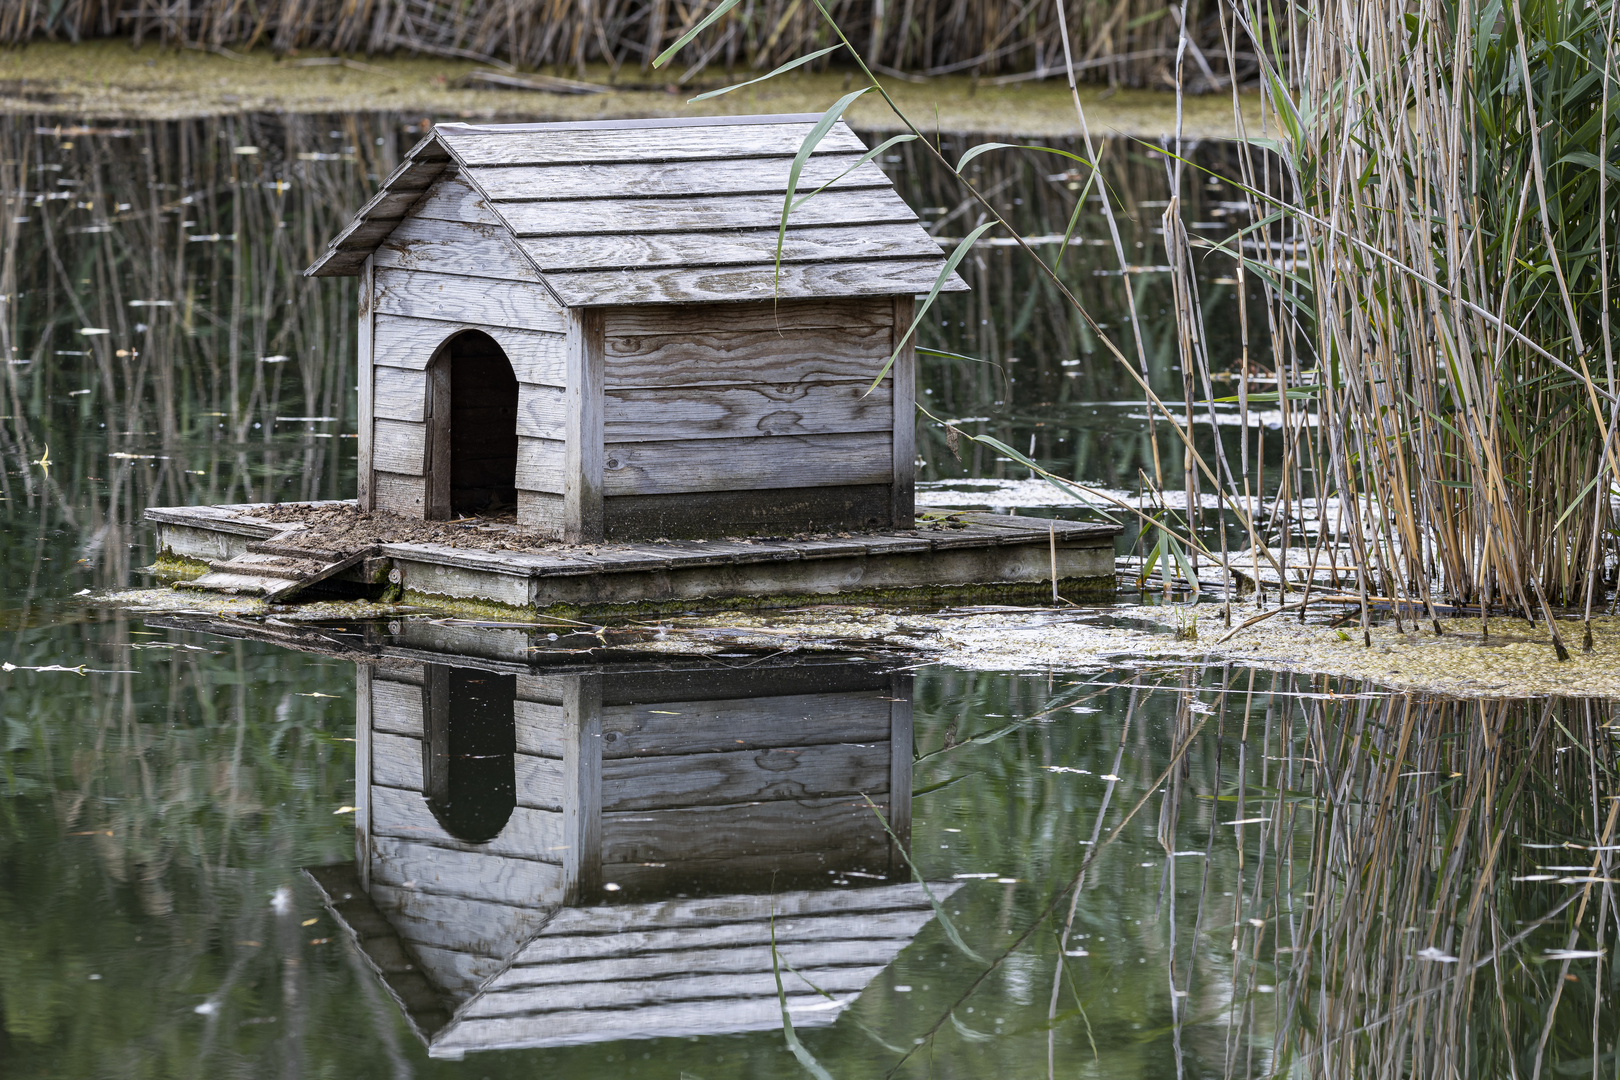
xmin=458 ymin=965 xmax=886 ymax=1019
xmin=442 ymin=122 xmax=867 ymax=166
xmin=601 ymin=796 xmax=888 ymax=864
xmin=375 ymin=216 xmax=541 ymax=281
xmin=603 ymin=380 xmax=891 ymax=442
xmin=371 ymin=785 xmax=565 ymax=862
xmin=515 ymin=754 xmax=564 ymax=812
xmin=516 ymin=437 xmax=565 ymax=494
xmin=601 ymin=742 xmax=890 ymax=811
xmin=374 ymin=314 xmax=565 ymax=382
xmin=369 ymin=883 xmax=556 ymax=957
xmin=371 ymin=680 xmax=425 ymax=737
xmin=369 ymin=836 xmax=566 ymax=907
xmin=517 ymin=490 xmax=564 ymax=533
xmin=499 ymin=188 xmax=917 ymax=238
xmin=409 ymin=944 xmax=505 ymax=996
xmin=515 ymin=674 xmax=567 ymax=706
xmin=605 ymin=296 xmax=892 ymax=336
xmin=373 ymin=471 xmax=427 ymax=516
xmin=602 ymin=432 xmax=892 ymax=496
xmin=435 ymin=993 xmax=844 ymax=1050
xmin=516 ymin=383 xmax=565 ymax=440
xmin=505 ymin=919 xmax=939 ymax=984
xmin=476 ymin=154 xmax=885 ymax=202
xmin=373 ymin=268 xmax=565 ymax=334
xmin=496 ymin=938 xmax=914 ymax=990
xmin=409 ymin=172 xmax=503 ymax=225
xmin=604 ymin=323 xmax=891 ymax=387
xmin=603 ymin=485 xmax=894 ymax=538
xmin=528 ymin=881 xmax=955 ymax=940
xmin=601 ymin=851 xmax=896 ymax=896
xmin=373 ymin=418 xmax=426 ymax=475
xmin=510 ymin=908 xmax=939 ymax=967
xmin=514 ymin=699 xmax=566 ymax=755
xmin=373 ymin=730 xmax=423 ymax=790
xmin=548 ymin=258 xmax=963 ymax=307
xmin=600 ymin=692 xmax=892 ymax=757
xmin=374 ymin=364 xmax=427 ymax=423
xmin=595 ymin=662 xmax=891 ymax=705
xmin=521 ymin=223 xmax=941 ymax=275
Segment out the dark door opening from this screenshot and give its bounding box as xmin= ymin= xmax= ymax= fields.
xmin=422 ymin=664 xmax=516 ymax=844
xmin=442 ymin=331 xmax=518 ymax=516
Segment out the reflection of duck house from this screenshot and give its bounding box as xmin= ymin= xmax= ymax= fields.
xmin=307 ymin=653 xmax=959 ymax=1058
xmin=307 ymin=115 xmax=967 ymax=541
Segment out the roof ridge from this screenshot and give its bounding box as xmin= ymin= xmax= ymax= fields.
xmin=436 ymin=113 xmax=827 ymax=134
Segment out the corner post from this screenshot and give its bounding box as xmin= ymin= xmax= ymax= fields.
xmin=355 ymin=663 xmax=373 ymax=890
xmin=887 ymin=670 xmax=914 ymax=871
xmin=561 ymin=673 xmax=603 ymax=903
xmin=357 ymin=255 xmax=376 ymax=511
xmin=890 ymin=295 xmax=916 ymax=529
xmin=564 ymin=307 xmax=605 ymax=543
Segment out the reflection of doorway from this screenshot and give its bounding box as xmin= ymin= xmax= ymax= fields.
xmin=428 ymin=330 xmax=518 ymax=518
xmin=422 ymin=665 xmax=516 ymax=844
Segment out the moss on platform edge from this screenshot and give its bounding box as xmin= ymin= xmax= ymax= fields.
xmin=400 ymin=574 xmax=1115 ymax=622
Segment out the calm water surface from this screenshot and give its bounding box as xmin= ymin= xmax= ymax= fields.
xmin=0 ymin=113 xmax=1613 ymax=1077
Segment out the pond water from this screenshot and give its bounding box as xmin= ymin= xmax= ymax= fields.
xmin=0 ymin=113 xmax=1614 ymax=1077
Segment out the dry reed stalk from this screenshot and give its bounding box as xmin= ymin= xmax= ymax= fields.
xmin=1232 ymin=0 xmax=1620 ymax=642
xmin=0 ymin=0 xmax=1233 ymax=87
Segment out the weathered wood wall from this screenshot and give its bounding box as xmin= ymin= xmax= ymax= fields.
xmin=365 ymin=168 xmax=920 ymax=538
xmin=592 ymin=295 xmax=913 ymax=539
xmin=367 ymin=171 xmax=567 ymax=525
xmin=358 ymin=660 xmax=912 ymax=993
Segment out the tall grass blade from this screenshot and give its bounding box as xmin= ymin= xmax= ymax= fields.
xmin=687 ymin=44 xmax=844 ymax=101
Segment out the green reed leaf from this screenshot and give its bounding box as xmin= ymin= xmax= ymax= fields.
xmin=775 ymin=88 xmax=871 ymax=290
xmin=653 ymin=0 xmax=741 ymax=68
xmin=687 ymin=44 xmax=844 ymax=101
xmin=866 ymin=219 xmax=995 ymax=392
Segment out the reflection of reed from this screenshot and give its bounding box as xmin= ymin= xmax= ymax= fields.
xmin=0 ymin=113 xmax=397 ymax=600
xmin=1274 ymin=689 xmax=1617 ymax=1077
xmin=885 ymin=134 xmax=1264 ymax=493
xmin=0 ymin=0 xmax=1236 ymax=86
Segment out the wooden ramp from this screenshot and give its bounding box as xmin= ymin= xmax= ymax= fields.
xmin=175 ymin=538 xmax=372 ymax=601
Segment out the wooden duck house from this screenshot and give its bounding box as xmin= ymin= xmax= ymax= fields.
xmin=298 ymin=644 xmax=959 ymax=1058
xmin=307 ymin=115 xmax=967 ymax=543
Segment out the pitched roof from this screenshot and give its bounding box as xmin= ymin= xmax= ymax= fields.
xmin=305 ymin=114 xmax=966 ymax=306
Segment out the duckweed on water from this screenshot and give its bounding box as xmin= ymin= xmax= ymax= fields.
xmin=640 ymin=600 xmax=1620 ymax=699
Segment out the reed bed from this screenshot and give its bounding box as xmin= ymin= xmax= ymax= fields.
xmin=0 ymin=0 xmax=1237 ymax=87
xmin=719 ymin=0 xmax=1620 ymax=646
xmin=0 ymin=113 xmax=395 ymax=601
xmin=1244 ymin=0 xmax=1620 ymax=648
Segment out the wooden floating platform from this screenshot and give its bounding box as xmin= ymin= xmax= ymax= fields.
xmin=144 ymin=500 xmax=1120 ymax=616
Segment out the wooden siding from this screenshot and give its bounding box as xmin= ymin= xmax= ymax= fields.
xmin=373 ymin=315 xmax=564 ymax=381
xmin=334 ymin=657 xmax=941 ymax=1054
xmin=376 ymin=218 xmax=541 ymax=282
xmin=373 ymin=268 xmax=564 ymax=334
xmin=580 ymin=297 xmax=900 ymax=534
xmin=367 ymin=272 xmax=564 ymax=520
xmin=407 ymin=171 xmax=503 ymax=227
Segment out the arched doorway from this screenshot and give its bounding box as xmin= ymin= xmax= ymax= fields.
xmin=429 ymin=330 xmax=518 ymax=518
xmin=422 ymin=665 xmax=516 ymax=844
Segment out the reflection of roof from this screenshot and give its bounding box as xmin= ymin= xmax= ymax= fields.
xmin=307 ymin=862 xmax=960 ymax=1059
xmin=304 ymin=115 xmax=967 ymax=306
